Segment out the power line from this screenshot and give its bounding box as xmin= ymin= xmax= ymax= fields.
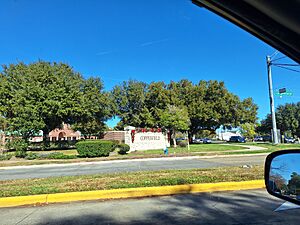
xmin=273 ymin=65 xmax=300 ymax=73
xmin=272 ymin=63 xmax=300 ymax=67
xmin=271 ymin=56 xmax=287 ymax=62
xmin=270 ymin=50 xmax=279 ymax=58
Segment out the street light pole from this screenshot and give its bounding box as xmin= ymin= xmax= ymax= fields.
xmin=267 ymin=55 xmax=279 ymax=144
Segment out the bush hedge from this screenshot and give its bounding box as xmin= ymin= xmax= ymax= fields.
xmin=6 ymin=139 xmax=29 ymax=158
xmin=0 ymin=154 xmax=13 ymax=161
xmin=76 ymin=140 xmax=117 ymax=158
xmin=117 ymin=144 xmax=130 ymax=155
xmin=25 ymin=152 xmax=77 ymax=160
xmin=178 ymin=141 xmax=188 ymax=148
xmin=25 ymin=152 xmax=38 ymax=160
xmin=38 ymin=152 xmax=77 ymax=159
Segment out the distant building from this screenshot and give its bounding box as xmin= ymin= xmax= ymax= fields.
xmin=49 ymin=123 xmax=81 ymax=142
xmin=218 ymin=131 xmax=241 ymax=141
xmin=102 ymin=131 xmax=125 ymax=143
xmin=29 ymin=131 xmax=43 ymax=143
xmin=1 ymin=123 xmax=100 ymax=144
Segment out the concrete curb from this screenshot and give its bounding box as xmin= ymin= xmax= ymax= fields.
xmin=0 ymin=180 xmax=265 ymax=208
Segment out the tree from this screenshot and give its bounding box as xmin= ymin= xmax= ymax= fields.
xmin=257 ymin=102 xmax=300 ymax=137
xmin=112 ymin=80 xmax=154 ymax=128
xmin=111 ymin=79 xmax=258 ymax=136
xmin=159 ymin=105 xmax=190 ymax=147
xmin=240 ymin=123 xmax=257 ymax=140
xmin=72 ymin=77 xmax=113 ymax=137
xmin=288 ymin=172 xmax=300 ymax=194
xmin=0 ymin=61 xmax=112 ymax=144
xmin=145 ymin=81 xmax=170 ymax=123
xmin=270 ymin=173 xmax=287 ymax=192
xmin=177 ymin=80 xmax=258 ymax=136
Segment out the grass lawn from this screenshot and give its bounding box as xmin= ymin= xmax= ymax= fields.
xmin=238 ymin=143 xmax=300 ymax=151
xmin=0 ymin=166 xmax=263 ymax=197
xmin=1 ymin=143 xmax=299 ymax=167
xmin=129 ymin=144 xmax=248 ymax=155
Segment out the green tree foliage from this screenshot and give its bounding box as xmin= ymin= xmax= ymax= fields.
xmin=72 ymin=77 xmax=113 ymax=137
xmin=146 ymin=81 xmax=169 ymax=123
xmin=0 ymin=61 xmax=112 ymax=142
xmin=240 ymin=123 xmax=257 ymax=140
xmin=112 ymin=79 xmax=258 ymax=136
xmin=257 ymin=102 xmax=300 ymax=137
xmin=288 ymin=172 xmax=300 ymax=194
xmin=112 ymin=80 xmax=154 ymax=128
xmin=159 ymin=105 xmax=190 ymax=147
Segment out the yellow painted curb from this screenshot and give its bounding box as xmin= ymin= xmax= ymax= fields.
xmin=0 ymin=194 xmax=48 ymax=208
xmin=0 ymin=180 xmax=265 ymax=208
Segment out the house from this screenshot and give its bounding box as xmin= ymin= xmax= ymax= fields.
xmin=218 ymin=130 xmax=242 ymax=141
xmin=48 ymin=123 xmax=81 ymax=142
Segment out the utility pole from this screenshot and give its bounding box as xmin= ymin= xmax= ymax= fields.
xmin=266 ymin=55 xmax=279 ymax=144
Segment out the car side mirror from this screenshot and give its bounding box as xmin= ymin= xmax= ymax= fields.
xmin=265 ymin=150 xmax=300 ymax=205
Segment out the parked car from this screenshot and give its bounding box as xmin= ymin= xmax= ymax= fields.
xmin=192 ymin=138 xmax=212 ymax=144
xmin=262 ymin=135 xmax=272 ymax=142
xmin=228 ymin=136 xmax=246 ymax=143
xmin=254 ymin=136 xmax=263 ymax=142
xmin=176 ymin=138 xmax=186 ymax=142
xmin=202 ymin=138 xmax=212 ymax=144
xmin=284 ymin=137 xmax=296 ymax=143
xmin=192 ymin=138 xmax=202 ymax=144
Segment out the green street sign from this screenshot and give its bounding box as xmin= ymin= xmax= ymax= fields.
xmin=275 ymin=90 xmax=293 ymax=96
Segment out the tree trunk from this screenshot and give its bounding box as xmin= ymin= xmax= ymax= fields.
xmin=172 ymin=128 xmax=177 ymax=148
xmin=186 ymin=131 xmax=190 ymax=151
xmin=42 ymin=128 xmax=50 ymax=150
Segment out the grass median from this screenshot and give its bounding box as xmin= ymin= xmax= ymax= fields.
xmin=0 ymin=144 xmax=248 ymax=167
xmin=238 ymin=143 xmax=300 ymax=150
xmin=1 ymin=143 xmax=299 ymax=168
xmin=0 ymin=166 xmax=263 ymax=198
xmin=129 ymin=144 xmax=248 ymax=155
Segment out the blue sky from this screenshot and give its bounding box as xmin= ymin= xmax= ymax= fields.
xmin=271 ymin=154 xmax=300 ymax=182
xmin=1 ymin=0 xmax=299 ymax=128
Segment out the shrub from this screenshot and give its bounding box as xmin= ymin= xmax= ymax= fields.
xmin=117 ymin=144 xmax=130 ymax=155
xmin=25 ymin=152 xmax=38 ymax=160
xmin=15 ymin=150 xmax=27 ymax=158
xmin=76 ymin=140 xmax=117 ymax=158
xmin=45 ymin=140 xmax=76 ymax=150
xmin=37 ymin=152 xmax=77 ymax=160
xmin=0 ymin=154 xmax=13 ymax=161
xmin=9 ymin=139 xmax=29 ymax=158
xmin=111 ymin=140 xmax=120 ymax=145
xmin=179 ymin=141 xmax=188 ymax=148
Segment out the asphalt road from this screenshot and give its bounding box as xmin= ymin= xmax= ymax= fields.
xmin=0 ymin=154 xmax=267 ymax=180
xmin=1 ymin=189 xmax=299 ymax=225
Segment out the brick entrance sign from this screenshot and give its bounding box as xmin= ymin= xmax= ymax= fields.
xmin=124 ymin=126 xmax=170 ymax=151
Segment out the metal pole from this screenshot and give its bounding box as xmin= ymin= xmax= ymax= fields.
xmin=267 ymin=56 xmax=279 ymax=144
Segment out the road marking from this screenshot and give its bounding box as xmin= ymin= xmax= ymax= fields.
xmin=274 ymin=201 xmax=300 ymax=212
